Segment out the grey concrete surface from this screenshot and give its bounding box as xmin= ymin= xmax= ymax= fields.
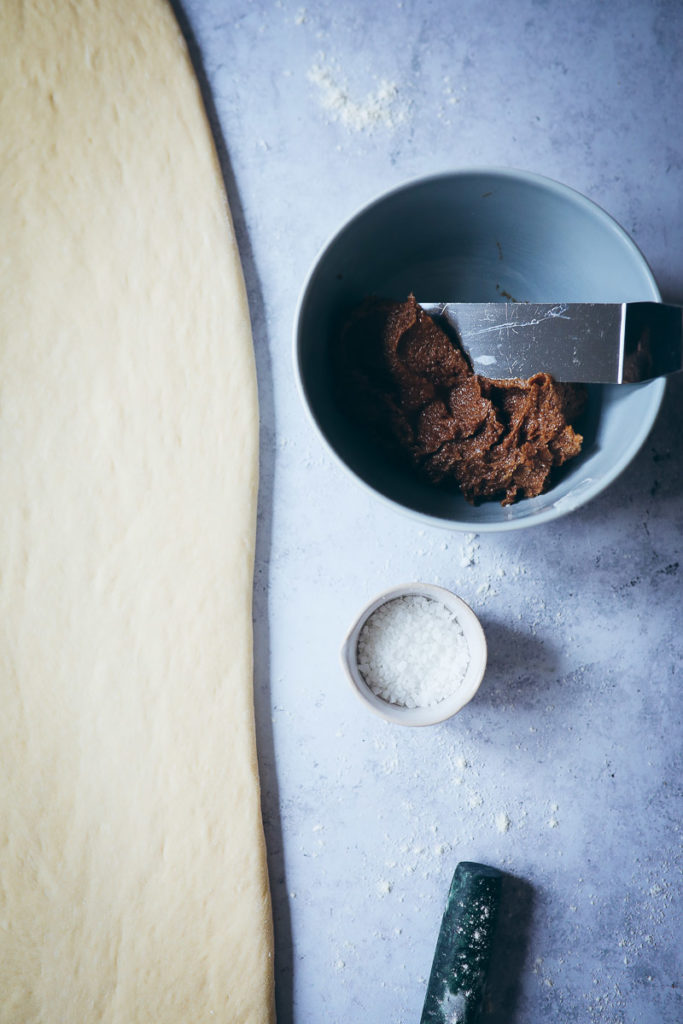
xmin=177 ymin=2 xmax=682 ymax=1020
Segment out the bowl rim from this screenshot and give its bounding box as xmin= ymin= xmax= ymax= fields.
xmin=340 ymin=582 xmax=487 ymax=726
xmin=293 ymin=166 xmax=666 ymax=533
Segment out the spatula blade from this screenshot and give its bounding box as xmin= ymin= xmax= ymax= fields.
xmin=421 ymin=301 xmax=683 ymax=383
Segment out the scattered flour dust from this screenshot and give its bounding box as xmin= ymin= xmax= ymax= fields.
xmin=307 ymin=54 xmax=407 ymax=131
xmin=460 ymin=532 xmax=480 ymax=568
xmin=495 ymin=811 xmax=511 ymax=833
xmin=437 ymin=988 xmax=468 ymax=1023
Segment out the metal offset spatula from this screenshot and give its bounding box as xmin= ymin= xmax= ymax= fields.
xmin=420 ymin=301 xmax=683 ymax=383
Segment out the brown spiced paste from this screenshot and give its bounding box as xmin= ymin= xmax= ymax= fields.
xmin=334 ymin=295 xmax=587 ymax=506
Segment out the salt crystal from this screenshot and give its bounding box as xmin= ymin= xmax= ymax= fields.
xmin=357 ymin=595 xmax=470 ymax=708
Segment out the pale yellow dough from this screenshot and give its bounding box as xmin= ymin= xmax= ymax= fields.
xmin=0 ymin=2 xmax=274 ymax=1021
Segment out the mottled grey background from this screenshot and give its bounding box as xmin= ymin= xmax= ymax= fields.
xmin=177 ymin=1 xmax=682 ymax=1021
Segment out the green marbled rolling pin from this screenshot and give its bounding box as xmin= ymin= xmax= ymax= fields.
xmin=420 ymin=861 xmax=503 ymax=1024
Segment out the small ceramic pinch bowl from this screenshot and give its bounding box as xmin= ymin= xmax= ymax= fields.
xmin=341 ymin=583 xmax=487 ymax=726
xmin=294 ymin=168 xmax=666 ymax=531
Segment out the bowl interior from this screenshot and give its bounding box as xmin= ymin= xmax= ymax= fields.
xmin=341 ymin=583 xmax=487 ymax=726
xmin=296 ymin=170 xmax=664 ymax=530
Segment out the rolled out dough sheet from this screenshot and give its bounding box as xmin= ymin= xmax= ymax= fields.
xmin=0 ymin=2 xmax=275 ymax=1021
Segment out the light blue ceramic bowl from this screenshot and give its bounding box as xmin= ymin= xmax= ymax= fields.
xmin=294 ymin=169 xmax=665 ymax=531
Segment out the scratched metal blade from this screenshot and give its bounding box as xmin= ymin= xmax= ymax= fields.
xmin=423 ymin=302 xmax=625 ymax=383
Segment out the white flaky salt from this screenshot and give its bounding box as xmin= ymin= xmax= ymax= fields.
xmin=357 ymin=595 xmax=470 ymax=709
